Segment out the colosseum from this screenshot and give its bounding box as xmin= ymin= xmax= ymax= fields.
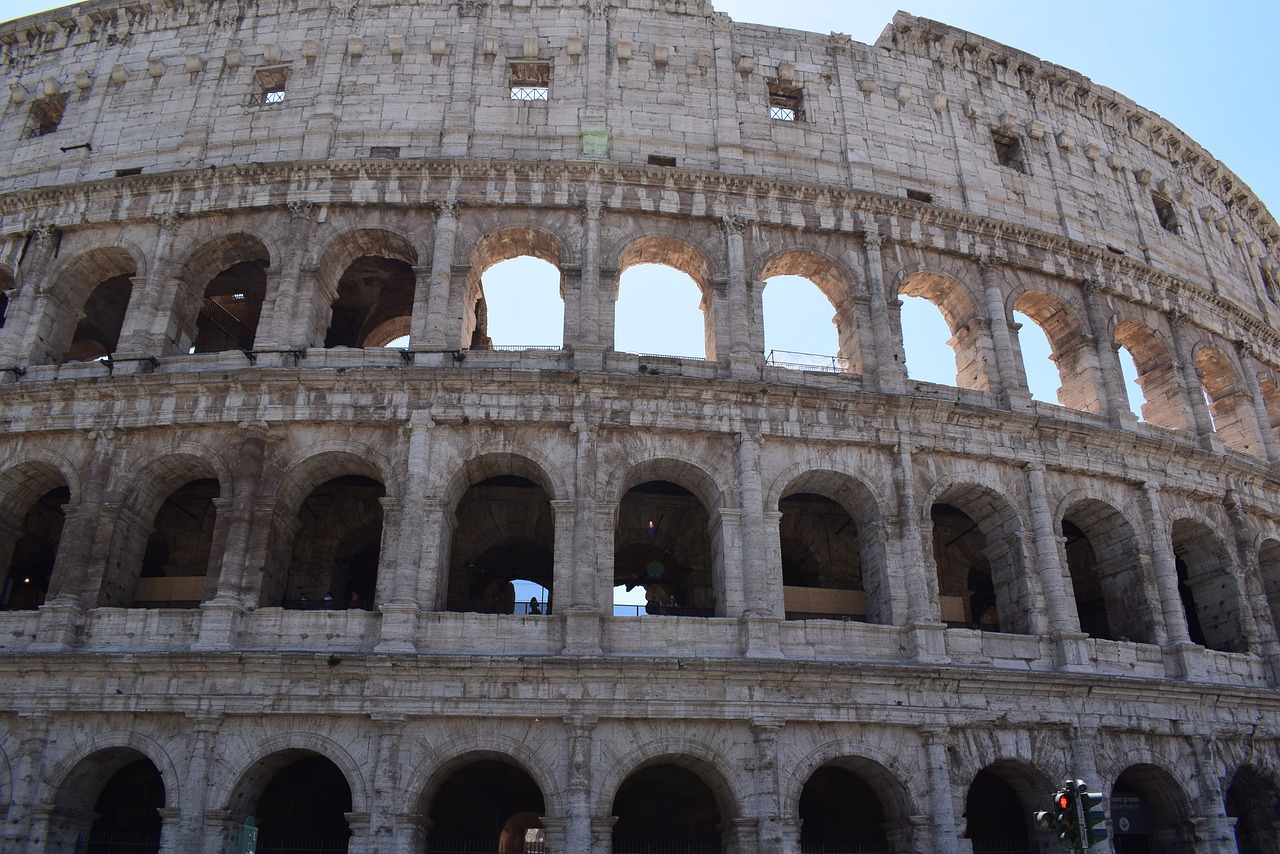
xmin=1 ymin=0 xmax=1279 ymax=852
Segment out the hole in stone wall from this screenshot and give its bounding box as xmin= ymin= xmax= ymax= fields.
xmin=480 ymin=256 xmax=564 ymax=349
xmin=615 ymin=264 xmax=707 ymax=359
xmin=991 ymin=130 xmax=1025 ymax=173
xmin=1152 ymin=193 xmax=1180 ymax=234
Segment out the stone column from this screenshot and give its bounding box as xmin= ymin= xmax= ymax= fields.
xmin=1025 ymin=463 xmax=1090 ymax=670
xmin=1 ymin=224 xmax=60 ymax=367
xmin=1081 ymin=279 xmax=1132 ymax=427
xmin=1184 ymin=732 xmax=1237 ymax=854
xmin=579 ymin=1 xmax=610 ymax=158
xmin=978 ymin=256 xmax=1029 ymax=410
xmin=380 ymin=414 xmax=433 ymax=651
xmin=257 ymin=201 xmax=317 ymax=355
xmin=564 ymin=715 xmax=597 ymax=853
xmin=368 ymin=718 xmax=406 ymax=852
xmin=1225 ymin=490 xmax=1269 ymax=660
xmin=420 ymin=203 xmax=459 ymax=351
xmin=1141 ymin=484 xmax=1198 ymax=679
xmin=895 ymin=442 xmax=947 ymax=661
xmin=721 ymin=215 xmax=757 ymax=378
xmin=590 ymin=816 xmax=618 ymax=854
xmin=176 ymin=718 xmax=219 ymax=854
xmin=1234 ymin=340 xmax=1280 ymax=465
xmin=712 ymin=508 xmax=743 ymax=618
xmin=920 ymin=727 xmax=962 ymax=852
xmin=573 ymin=201 xmax=606 ymax=370
xmin=750 ymin=720 xmax=785 ymax=853
xmin=551 ymin=500 xmax=576 ymax=615
xmin=5 ymin=715 xmax=50 ymax=850
xmin=1167 ymin=309 xmax=1219 ymax=446
xmin=406 ymin=264 xmax=433 ymax=349
xmin=565 ymin=422 xmax=603 ymax=652
xmin=598 ymin=266 xmax=619 ymax=358
xmin=859 ymin=228 xmax=905 ymax=393
xmin=738 ymin=432 xmax=781 ymax=657
xmin=116 ymin=211 xmax=182 ymax=358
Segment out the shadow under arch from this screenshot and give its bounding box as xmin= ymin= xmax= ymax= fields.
xmin=1171 ymin=515 xmax=1245 ymax=653
xmin=1059 ymin=496 xmax=1157 ymax=644
xmin=774 ymin=467 xmax=890 ymax=624
xmin=603 ymin=749 xmax=742 ymax=854
xmin=963 ymin=759 xmax=1056 ymax=853
xmin=42 ymin=245 xmax=141 ymax=365
xmin=175 ymin=231 xmax=272 ymax=355
xmin=0 ymin=457 xmax=75 ymax=608
xmin=1111 ymin=762 xmax=1194 ymax=851
xmin=1225 ymin=763 xmax=1280 ymax=853
xmin=923 ymin=478 xmax=1031 ymax=634
xmin=415 ymin=748 xmax=553 ymax=854
xmin=791 ymin=752 xmax=917 ymax=853
xmin=314 ymin=228 xmax=420 ymax=349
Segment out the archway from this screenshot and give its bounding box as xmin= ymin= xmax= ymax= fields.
xmin=447 ymin=474 xmax=555 ymax=614
xmin=899 ymin=271 xmax=988 ymax=391
xmin=1171 ymin=519 xmax=1244 ymax=653
xmin=1060 ymin=499 xmax=1155 ymax=644
xmin=1225 ymin=765 xmax=1280 ymax=854
xmin=325 ymin=255 xmax=416 ymax=348
xmin=780 ymin=493 xmax=868 ymax=622
xmin=1261 ymin=539 xmax=1280 ymax=642
xmin=612 ymin=763 xmax=725 ymax=853
xmin=1196 ymin=347 xmax=1264 ymax=455
xmin=282 ymin=476 xmax=385 ymax=609
xmin=1111 ymin=764 xmax=1193 ymax=852
xmin=253 ymin=754 xmax=353 ymax=853
xmin=1013 ymin=291 xmax=1097 ymax=411
xmin=760 ymin=250 xmax=854 ymax=373
xmin=133 ymin=478 xmax=220 ymax=608
xmin=798 ymin=760 xmax=908 ymax=853
xmin=422 ymin=758 xmax=547 ymax=853
xmin=1114 ymin=321 xmax=1188 ymax=431
xmin=930 ymin=486 xmax=1029 ymax=634
xmin=2 ymin=484 xmax=69 ymax=609
xmin=616 ymin=236 xmax=714 ymax=360
xmin=48 ymin=748 xmax=165 ymax=854
xmin=964 ymin=765 xmax=1041 ymax=854
xmin=181 ymin=234 xmax=271 ymax=354
xmin=66 ymin=273 xmax=134 ymax=361
xmin=615 ymin=481 xmax=715 ymax=617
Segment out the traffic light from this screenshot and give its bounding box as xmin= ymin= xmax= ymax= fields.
xmin=1080 ymin=789 xmax=1107 ymax=846
xmin=1053 ymin=786 xmax=1079 ymax=846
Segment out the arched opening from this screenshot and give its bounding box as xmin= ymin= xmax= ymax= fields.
xmin=1111 ymin=764 xmax=1193 ymax=853
xmin=1259 ymin=378 xmax=1280 ymax=449
xmin=1060 ymin=500 xmax=1156 ymax=644
xmin=1114 ymin=321 xmax=1188 ymax=431
xmin=325 ymin=255 xmax=416 ymax=348
xmin=193 ymin=259 xmax=268 ymax=353
xmin=66 ymin=273 xmax=134 ymax=361
xmin=2 ymin=485 xmax=69 ymax=610
xmin=963 ymin=766 xmax=1037 ymax=854
xmin=1225 ymin=765 xmax=1280 ymax=854
xmin=614 ymin=481 xmax=715 ymax=617
xmin=252 ymin=754 xmax=353 ymax=854
xmin=282 ymin=476 xmax=384 ymax=609
xmin=1260 ymin=539 xmax=1280 ymax=642
xmin=616 ymin=237 xmax=714 ymax=360
xmin=899 ymin=272 xmax=988 ymax=391
xmin=1118 ymin=345 xmax=1147 ymax=420
xmin=779 ymin=494 xmax=866 ymax=622
xmin=798 ymin=762 xmax=899 ymax=853
xmin=422 ymin=759 xmax=546 ymax=853
xmin=0 ymin=267 xmax=11 ymax=328
xmin=48 ymin=749 xmax=164 ymax=854
xmin=464 ymin=228 xmax=564 ymax=352
xmin=930 ymin=488 xmax=1029 ymax=634
xmin=1196 ymin=347 xmax=1264 ymax=454
xmin=1171 ymin=518 xmax=1244 ymax=653
xmin=477 ymin=256 xmax=565 ymax=349
xmin=134 ymin=478 xmax=220 ymax=608
xmin=1013 ymin=291 xmax=1098 ymax=410
xmin=447 ymin=474 xmax=555 ymax=614
xmin=612 ymin=763 xmax=725 ymax=853
xmin=760 ymin=250 xmax=853 ymax=372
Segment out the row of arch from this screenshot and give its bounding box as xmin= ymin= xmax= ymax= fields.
xmin=2 ymin=215 xmax=1277 ymax=459
xmin=4 ymin=441 xmax=1279 ymax=657
xmin=31 ymin=736 xmax=1280 ymax=853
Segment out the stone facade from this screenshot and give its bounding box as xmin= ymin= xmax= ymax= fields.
xmin=1 ymin=0 xmax=1279 ymax=853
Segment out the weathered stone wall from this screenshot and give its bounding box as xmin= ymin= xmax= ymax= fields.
xmin=1 ymin=1 xmax=1279 ymax=853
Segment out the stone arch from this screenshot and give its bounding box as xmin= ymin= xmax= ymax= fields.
xmin=615 ymin=233 xmax=718 ymax=360
xmin=1114 ymin=318 xmax=1190 ymax=430
xmin=407 ymin=735 xmax=563 ymax=819
xmin=772 ymin=467 xmax=890 ymax=624
xmin=1195 ymin=344 xmax=1265 ymax=454
xmin=1111 ymin=762 xmax=1195 ymax=850
xmin=1260 ymin=538 xmax=1280 ymax=642
xmin=758 ymin=247 xmax=858 ymax=371
xmin=174 ymin=232 xmax=272 ymax=355
xmin=0 ymin=263 xmax=13 ymax=330
xmin=0 ymin=455 xmax=78 ymax=607
xmin=1012 ymin=288 xmax=1101 ymax=412
xmin=598 ymin=741 xmax=743 ymax=850
xmin=261 ymin=446 xmax=394 ymax=607
xmin=963 ymin=760 xmax=1058 ymax=850
xmin=41 ymin=245 xmax=141 ymax=364
xmin=923 ymin=477 xmax=1032 ymax=633
xmin=1225 ymin=763 xmax=1280 ymax=853
xmin=609 ymin=453 xmax=727 ymax=512
xmin=783 ymin=738 xmax=919 ymax=821
xmin=896 ymin=268 xmax=990 ymax=390
xmin=441 ymin=446 xmax=567 ymax=508
xmin=459 ymin=225 xmax=567 ymax=351
xmin=41 ymin=730 xmax=180 ymax=812
xmin=1170 ymin=515 xmax=1245 ymax=653
xmin=213 ymin=733 xmax=369 ymax=817
xmin=443 ymin=451 xmax=559 ymax=614
xmin=1059 ymin=496 xmax=1158 ymax=644
xmin=1259 ymin=376 xmax=1280 ymax=448
xmin=98 ymin=450 xmax=226 ymax=608
xmin=313 ymin=228 xmax=420 ymax=349
xmin=45 ymin=742 xmax=170 ymax=854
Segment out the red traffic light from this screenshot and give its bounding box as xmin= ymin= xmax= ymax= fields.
xmin=1057 ymin=793 xmax=1070 ymax=810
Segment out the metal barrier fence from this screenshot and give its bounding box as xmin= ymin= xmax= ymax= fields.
xmin=83 ymin=830 xmax=160 ymax=854
xmin=765 ymin=350 xmax=849 ymax=373
xmin=255 ymin=834 xmax=350 ymax=853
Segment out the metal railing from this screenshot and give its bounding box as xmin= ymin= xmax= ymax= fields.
xmin=800 ymin=843 xmax=891 ymax=854
xmin=446 ymin=600 xmax=551 ymax=615
xmin=766 ymin=349 xmax=849 ymax=373
xmin=611 ymin=604 xmax=716 ymax=618
xmin=255 ymin=834 xmax=349 ymax=853
xmin=197 ymin=296 xmax=255 ymax=351
xmin=489 ymin=344 xmax=563 ymax=351
xmin=968 ymin=842 xmax=1032 ymax=854
xmin=83 ymin=829 xmax=160 ymax=854
xmin=613 ymin=844 xmax=722 ymax=853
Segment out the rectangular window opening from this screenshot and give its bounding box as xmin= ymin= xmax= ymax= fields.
xmin=369 ymin=146 xmax=401 ymax=159
xmin=991 ymin=130 xmax=1025 ymax=172
xmin=768 ymin=82 xmax=803 ymax=122
xmin=1152 ymin=194 xmax=1180 ymax=234
xmin=27 ymin=93 xmax=69 ymax=137
xmin=906 ymin=189 xmax=934 ymax=204
xmin=510 ymin=61 xmax=550 ymax=101
xmin=647 ymin=155 xmax=677 ymax=167
xmin=251 ymin=67 xmax=289 ymax=106
xmin=114 ymin=167 xmax=143 ymax=177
